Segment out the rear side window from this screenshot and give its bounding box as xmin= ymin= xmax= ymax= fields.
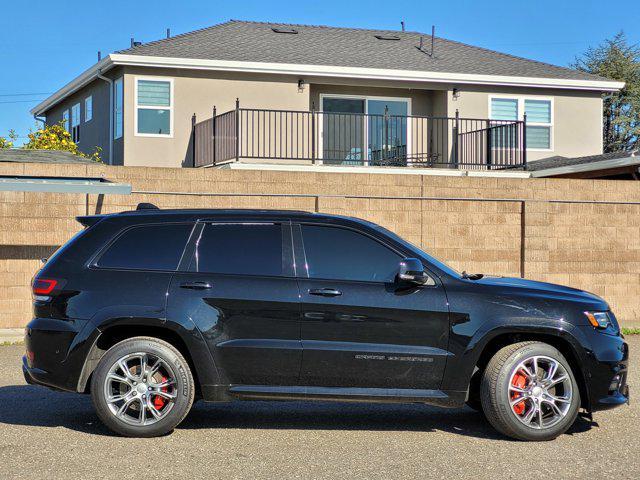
xmin=97 ymin=223 xmax=193 ymax=271
xmin=301 ymin=225 xmax=401 ymax=282
xmin=191 ymin=223 xmax=283 ymax=276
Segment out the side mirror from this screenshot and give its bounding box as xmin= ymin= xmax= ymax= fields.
xmin=397 ymin=258 xmax=432 ymax=286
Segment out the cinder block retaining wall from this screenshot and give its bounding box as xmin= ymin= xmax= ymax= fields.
xmin=1 ymin=161 xmax=639 ymax=328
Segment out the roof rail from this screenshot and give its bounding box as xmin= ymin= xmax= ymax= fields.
xmin=136 ymin=202 xmax=159 ymax=211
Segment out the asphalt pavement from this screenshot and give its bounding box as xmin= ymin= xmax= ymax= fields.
xmin=0 ymin=338 xmax=637 ymax=479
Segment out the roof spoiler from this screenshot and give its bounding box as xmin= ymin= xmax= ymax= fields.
xmin=76 ymin=215 xmax=106 ymax=228
xmin=137 ymin=202 xmax=159 ymax=210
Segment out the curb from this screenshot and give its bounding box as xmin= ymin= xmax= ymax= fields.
xmin=0 ymin=329 xmax=24 ymax=345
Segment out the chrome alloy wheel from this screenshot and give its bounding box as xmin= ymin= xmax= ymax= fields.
xmin=103 ymin=352 xmax=178 ymax=426
xmin=508 ymin=355 xmax=573 ymax=430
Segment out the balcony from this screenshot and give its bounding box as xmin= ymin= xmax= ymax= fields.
xmin=192 ymin=103 xmax=527 ymax=170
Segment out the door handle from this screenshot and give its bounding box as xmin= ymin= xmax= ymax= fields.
xmin=308 ymin=288 xmax=342 ymax=297
xmin=180 ymin=281 xmax=213 ymax=290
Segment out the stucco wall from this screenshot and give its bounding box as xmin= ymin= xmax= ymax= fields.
xmin=0 ymin=161 xmax=639 ymax=329
xmin=44 ymin=67 xmax=605 ymax=168
xmin=309 ymin=84 xmax=435 ymax=116
xmin=45 ymin=72 xmax=124 ymax=165
xmin=448 ymin=86 xmax=604 ymax=161
xmin=122 ymin=67 xmax=311 ymax=168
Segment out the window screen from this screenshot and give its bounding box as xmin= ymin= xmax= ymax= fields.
xmin=97 ymin=223 xmax=193 ymax=271
xmin=301 ymin=225 xmax=401 ymax=282
xmin=114 ymin=78 xmax=123 ymax=139
xmin=525 ymin=100 xmax=552 ymax=149
xmin=490 ymin=98 xmax=518 ymax=121
xmin=192 ymin=223 xmax=284 ymax=276
xmin=137 ymin=79 xmax=171 ymax=135
xmin=85 ymin=96 xmax=93 ymax=122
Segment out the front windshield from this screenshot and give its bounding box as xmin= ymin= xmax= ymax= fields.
xmin=372 ymin=224 xmax=461 ymax=277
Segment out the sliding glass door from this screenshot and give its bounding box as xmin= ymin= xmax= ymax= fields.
xmin=321 ymin=98 xmax=365 ymax=164
xmin=367 ymin=100 xmax=408 ymax=166
xmin=321 ymin=96 xmax=410 ymax=166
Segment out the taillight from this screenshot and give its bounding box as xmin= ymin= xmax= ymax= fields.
xmin=33 ymin=278 xmax=58 ymax=295
xmin=32 ymin=277 xmax=63 ymax=301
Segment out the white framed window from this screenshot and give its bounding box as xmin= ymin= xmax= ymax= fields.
xmin=489 ymin=95 xmax=553 ymax=151
xmin=71 ymin=103 xmax=81 ymax=143
xmin=62 ymin=109 xmax=69 ymax=132
xmin=135 ymin=77 xmax=173 ymax=137
xmin=85 ymin=96 xmax=93 ymax=122
xmin=114 ymin=78 xmax=123 ymax=139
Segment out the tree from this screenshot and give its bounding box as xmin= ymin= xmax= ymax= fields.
xmin=24 ymin=122 xmax=101 ymax=161
xmin=573 ymin=32 xmax=640 ymax=153
xmin=0 ymin=130 xmax=17 ymax=149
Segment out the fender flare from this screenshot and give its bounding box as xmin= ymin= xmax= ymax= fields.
xmin=76 ymin=313 xmax=219 ymax=393
xmin=442 ymin=319 xmax=592 ymax=406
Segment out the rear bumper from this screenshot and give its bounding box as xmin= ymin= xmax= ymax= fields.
xmin=22 ymin=355 xmax=66 ymax=392
xmin=23 ymin=317 xmax=93 ymax=393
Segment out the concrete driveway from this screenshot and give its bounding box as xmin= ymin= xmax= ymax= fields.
xmin=0 ymin=338 xmax=637 ymax=479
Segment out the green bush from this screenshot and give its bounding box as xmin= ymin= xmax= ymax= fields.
xmin=0 ymin=130 xmax=17 ymax=149
xmin=24 ymin=122 xmax=102 ymax=162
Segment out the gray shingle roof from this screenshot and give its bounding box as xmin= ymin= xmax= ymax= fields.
xmin=118 ymin=20 xmax=607 ymax=82
xmin=0 ymin=149 xmax=95 ymax=164
xmin=527 ymin=150 xmax=640 ymax=171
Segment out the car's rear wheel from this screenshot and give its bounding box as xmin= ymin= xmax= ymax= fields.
xmin=480 ymin=341 xmax=580 ymax=441
xmin=90 ymin=336 xmax=195 ymax=437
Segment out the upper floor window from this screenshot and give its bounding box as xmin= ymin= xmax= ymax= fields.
xmin=71 ymin=103 xmax=81 ymax=143
xmin=62 ymin=109 xmax=69 ymax=132
xmin=136 ymin=78 xmax=172 ymax=136
xmin=85 ymin=96 xmax=93 ymax=122
xmin=524 ymin=99 xmax=552 ymax=150
xmin=490 ymin=96 xmax=552 ymax=150
xmin=114 ymin=78 xmax=123 ymax=139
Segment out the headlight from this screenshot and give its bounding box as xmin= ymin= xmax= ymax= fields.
xmin=584 ymin=311 xmax=612 ymax=329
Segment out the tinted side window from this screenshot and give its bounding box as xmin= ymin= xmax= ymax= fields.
xmin=97 ymin=223 xmax=193 ymax=271
xmin=301 ymin=225 xmax=401 ymax=282
xmin=192 ymin=223 xmax=283 ymax=276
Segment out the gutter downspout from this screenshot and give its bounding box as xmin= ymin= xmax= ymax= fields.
xmin=33 ymin=115 xmax=46 ymax=128
xmin=96 ymin=70 xmax=113 ymax=165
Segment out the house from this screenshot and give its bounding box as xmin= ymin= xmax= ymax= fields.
xmin=31 ymin=20 xmax=624 ymax=171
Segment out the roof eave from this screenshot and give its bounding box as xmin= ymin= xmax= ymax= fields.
xmin=531 ymin=154 xmax=640 ymax=177
xmin=30 ymin=56 xmax=115 ymax=116
xmin=32 ymin=54 xmax=625 ymax=115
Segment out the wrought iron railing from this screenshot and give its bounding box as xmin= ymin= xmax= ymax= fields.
xmin=192 ymin=101 xmax=526 ymax=170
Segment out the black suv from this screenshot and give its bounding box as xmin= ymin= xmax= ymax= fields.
xmin=23 ymin=206 xmax=629 ymax=440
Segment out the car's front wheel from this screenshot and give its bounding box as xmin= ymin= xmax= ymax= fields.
xmin=90 ymin=336 xmax=195 ymax=437
xmin=480 ymin=341 xmax=580 ymax=441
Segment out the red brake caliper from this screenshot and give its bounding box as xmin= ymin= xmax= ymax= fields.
xmin=511 ymin=372 xmax=528 ymax=415
xmin=152 ymin=376 xmax=169 ymax=410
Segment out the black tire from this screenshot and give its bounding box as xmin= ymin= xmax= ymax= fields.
xmin=90 ymin=336 xmax=195 ymax=437
xmin=480 ymin=341 xmax=580 ymax=441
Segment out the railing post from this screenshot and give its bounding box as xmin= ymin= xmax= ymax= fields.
xmin=212 ymin=106 xmax=217 ymax=165
xmin=522 ymin=113 xmax=527 ymax=168
xmin=235 ymin=98 xmax=240 ymax=163
xmin=311 ymin=103 xmax=316 ymax=164
xmin=454 ymin=109 xmax=460 ymax=167
xmin=191 ymin=113 xmax=196 ymax=168
xmin=486 ymin=119 xmax=493 ymax=167
xmin=384 ymin=105 xmax=389 ymax=162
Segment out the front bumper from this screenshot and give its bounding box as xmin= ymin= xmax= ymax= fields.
xmin=578 ymin=326 xmax=630 ymax=411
